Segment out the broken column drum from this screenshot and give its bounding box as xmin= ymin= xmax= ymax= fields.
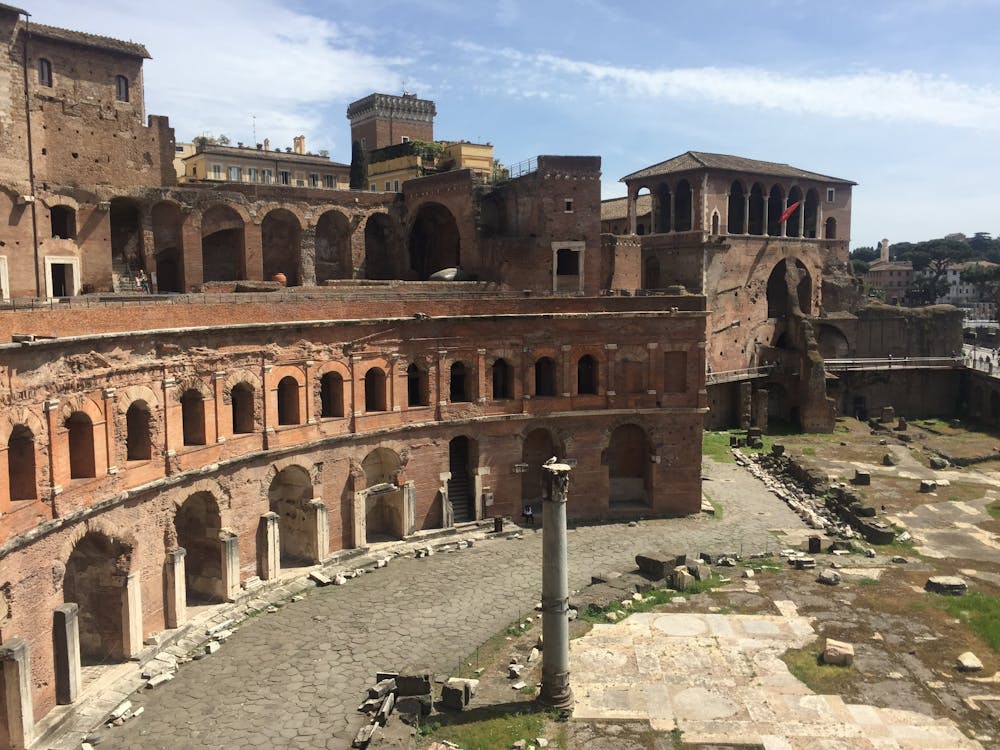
xmin=538 ymin=461 xmax=573 ymax=709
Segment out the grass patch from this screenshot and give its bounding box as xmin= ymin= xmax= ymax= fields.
xmin=800 ymin=447 xmax=817 ymax=456
xmin=932 ymin=591 xmax=1000 ymax=654
xmin=988 ymin=501 xmax=1000 ymax=520
xmin=781 ymin=647 xmax=856 ymax=694
xmin=741 ymin=558 xmax=783 ymax=573
xmin=419 ymin=710 xmax=546 ymax=750
xmin=859 ymin=577 xmax=881 ymax=586
xmin=702 ymin=489 xmax=723 ymax=519
xmin=579 ymin=575 xmax=725 ymax=624
xmin=703 ymin=431 xmax=735 ymax=463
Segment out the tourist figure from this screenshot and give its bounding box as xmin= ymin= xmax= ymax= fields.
xmin=522 ymin=504 xmax=534 ymax=527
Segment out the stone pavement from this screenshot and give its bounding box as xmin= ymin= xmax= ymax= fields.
xmin=68 ymin=459 xmax=804 ymax=750
xmin=572 ymin=608 xmax=984 ymax=750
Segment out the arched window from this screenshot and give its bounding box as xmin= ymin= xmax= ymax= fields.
xmin=406 ymin=363 xmax=428 ymax=407
xmin=674 ymin=180 xmax=692 ymax=232
xmin=825 ymin=217 xmax=837 ymax=239
xmin=727 ymin=181 xmax=745 ymax=234
xmin=450 ymin=362 xmax=470 ymax=402
xmin=38 ymin=58 xmax=52 ymax=87
xmin=319 ymin=372 xmax=344 ymax=418
xmin=711 ymin=212 xmax=720 ymax=235
xmin=365 ymin=368 xmax=386 ymax=412
xmin=51 ymin=205 xmax=76 ymax=239
xmin=66 ymin=412 xmax=96 ymax=478
xmin=115 ymin=75 xmax=129 ymax=102
xmin=277 ymin=376 xmax=300 ymax=425
xmin=492 ymin=358 xmax=513 ymax=400
xmin=534 ymin=357 xmax=556 ymax=397
xmin=231 ymin=382 xmax=255 ymax=433
xmin=125 ymin=401 xmax=151 ymax=461
xmin=577 ymin=355 xmax=598 ymax=395
xmin=644 ymin=256 xmax=660 ymax=290
xmin=8 ymin=425 xmax=36 ymax=500
xmin=748 ymin=183 xmax=765 ymax=235
xmin=767 ymin=185 xmax=784 ymax=236
xmin=181 ymin=390 xmax=206 ymax=446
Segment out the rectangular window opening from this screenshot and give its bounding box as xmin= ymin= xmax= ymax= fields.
xmin=564 ymin=198 xmax=574 ymax=213
xmin=826 ymin=188 xmax=836 ymax=202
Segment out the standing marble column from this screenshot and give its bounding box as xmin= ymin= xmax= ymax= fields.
xmin=538 ymin=461 xmax=573 ymax=710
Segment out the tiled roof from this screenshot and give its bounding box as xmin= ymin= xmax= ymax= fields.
xmin=867 ymin=261 xmax=912 ymax=272
xmin=24 ymin=21 xmax=151 ymax=59
xmin=621 ymin=151 xmax=855 ymax=185
xmin=187 ymin=143 xmax=348 ymax=168
xmin=0 ymin=3 xmax=28 ymax=15
xmin=601 ymin=194 xmax=652 ymax=221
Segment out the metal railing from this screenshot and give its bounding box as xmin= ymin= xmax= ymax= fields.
xmin=824 ymin=356 xmax=963 ymax=372
xmin=506 ymin=157 xmax=538 ymax=179
xmin=706 ymin=365 xmax=774 ymax=385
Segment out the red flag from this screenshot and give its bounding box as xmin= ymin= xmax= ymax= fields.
xmin=779 ymin=200 xmax=801 ymax=224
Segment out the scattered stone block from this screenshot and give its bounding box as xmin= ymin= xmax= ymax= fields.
xmin=894 ymin=417 xmax=907 ymax=431
xmin=741 ymin=568 xmax=755 ymax=579
xmin=817 ymin=569 xmax=841 ymax=586
xmin=536 ymin=738 xmax=549 ymax=748
xmin=880 ymin=406 xmax=895 ymax=424
xmin=687 ymin=561 xmax=712 ymax=581
xmin=358 ymin=698 xmax=381 ymax=715
xmin=808 ymin=536 xmax=822 ymax=554
xmin=206 ymin=620 xmax=233 ymax=636
xmin=591 ymin=571 xmax=621 ymax=584
xmin=333 ymin=574 xmax=348 ymax=585
xmin=146 ymin=672 xmax=174 ymax=689
xmin=396 ymin=694 xmax=432 ymax=718
xmin=670 ymin=566 xmax=694 ymax=591
xmin=853 ymin=470 xmax=871 ymax=486
xmin=793 ymin=557 xmax=817 ymax=570
xmin=204 ymin=641 xmax=220 ymax=655
xmin=890 ymin=556 xmax=908 ymax=564
xmin=882 ymin=453 xmax=896 ymax=466
xmin=309 ymin=571 xmax=332 ymax=587
xmin=441 ymin=678 xmax=477 ymax=710
xmin=925 ymin=576 xmax=967 ymax=595
xmin=635 ymin=552 xmax=681 ymax=580
xmin=605 ymin=611 xmax=619 ymax=622
xmin=508 ymin=664 xmax=524 ymax=679
xmin=375 ymin=693 xmax=395 ymax=726
xmin=511 ymin=681 xmax=527 ymax=690
xmin=919 ymin=479 xmax=937 ymax=493
xmin=956 ymin=652 xmax=983 ymax=672
xmin=527 ymin=647 xmax=540 ymax=664
xmin=368 ymin=678 xmax=396 ymax=700
xmin=771 ymin=444 xmax=785 ymax=457
xmin=110 ymin=700 xmax=133 ymax=720
xmin=929 ymin=456 xmax=948 ymax=470
xmin=823 ymin=638 xmax=854 ymax=666
xmin=396 ymin=671 xmax=431 ymax=696
xmin=352 ymin=722 xmax=376 ymax=748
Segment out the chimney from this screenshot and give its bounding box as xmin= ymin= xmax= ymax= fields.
xmin=880 ymin=238 xmax=890 ymax=264
xmin=263 ymin=138 xmax=270 ymax=152
xmin=293 ymin=135 xmax=306 ymax=155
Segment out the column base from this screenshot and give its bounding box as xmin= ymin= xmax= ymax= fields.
xmin=536 ymin=684 xmax=574 ymax=710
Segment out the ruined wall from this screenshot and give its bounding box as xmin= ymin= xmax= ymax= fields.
xmin=852 ymin=304 xmax=964 ymax=358
xmin=830 ymin=369 xmax=963 ymax=421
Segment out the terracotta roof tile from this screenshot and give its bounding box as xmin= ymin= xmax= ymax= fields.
xmin=24 ymin=21 xmax=151 ymax=59
xmin=621 ymin=151 xmax=855 ymax=185
xmin=601 ymin=194 xmax=652 ymax=221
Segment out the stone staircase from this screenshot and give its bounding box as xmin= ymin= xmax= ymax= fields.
xmin=111 ymin=256 xmax=139 ymax=293
xmin=447 ymin=473 xmax=473 ymax=523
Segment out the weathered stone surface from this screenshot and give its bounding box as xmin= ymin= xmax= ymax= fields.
xmin=919 ymin=479 xmax=937 ymax=493
xmin=441 ymin=678 xmax=477 ymax=710
xmin=817 ymin=569 xmax=841 ymax=586
xmin=883 ymin=453 xmax=897 ymax=466
xmin=929 ymin=456 xmax=948 ymax=470
xmin=396 ymin=671 xmax=431 ymax=697
xmin=687 ymin=561 xmax=712 ymax=581
xmin=635 ymin=552 xmax=682 ymax=580
xmin=309 ymin=571 xmax=332 ymax=586
xmin=823 ymin=638 xmax=854 ymax=666
xmin=670 ymin=566 xmax=694 ymax=591
xmin=375 ymin=693 xmax=395 ymax=726
xmin=853 ymin=470 xmax=871 ymax=486
xmin=396 ymin=694 xmax=432 ymax=718
xmin=368 ymin=678 xmax=396 ymax=700
xmin=792 ymin=557 xmax=816 ymax=570
xmin=956 ymin=652 xmax=983 ymax=672
xmin=925 ymin=576 xmax=967 ymax=595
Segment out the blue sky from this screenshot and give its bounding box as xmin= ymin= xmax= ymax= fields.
xmin=36 ymin=0 xmax=1000 ymax=247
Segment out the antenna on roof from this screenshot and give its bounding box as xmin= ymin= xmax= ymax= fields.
xmin=251 ymin=113 xmax=256 ymax=145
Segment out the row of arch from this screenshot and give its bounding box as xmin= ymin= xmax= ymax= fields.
xmin=50 ymin=195 xmax=463 ymax=293
xmin=5 ymin=349 xmax=683 ymax=505
xmin=55 ymin=421 xmax=655 ymax=667
xmin=630 ymin=179 xmax=837 ymax=239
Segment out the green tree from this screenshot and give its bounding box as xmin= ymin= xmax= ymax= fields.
xmin=349 ymin=140 xmax=368 ymax=190
xmin=850 ymin=246 xmax=878 ymax=262
xmin=962 ymin=264 xmax=1000 ymax=320
xmin=894 ymin=238 xmax=971 ymax=304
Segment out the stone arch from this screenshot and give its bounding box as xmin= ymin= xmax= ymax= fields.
xmin=817 ymin=324 xmax=850 ymax=359
xmin=825 ymin=217 xmax=837 ymax=240
xmin=224 ymin=370 xmax=261 ymax=435
xmin=315 ymin=209 xmax=353 ymax=283
xmin=491 ymin=357 xmax=514 ymax=400
xmin=804 ymin=189 xmax=819 ymax=238
xmin=534 ymin=355 xmax=558 ymax=397
xmin=448 ymin=434 xmax=478 ymax=523
xmin=0 ymin=405 xmax=45 ymax=444
xmin=785 ymin=186 xmax=804 ymax=237
xmin=727 ymin=180 xmax=746 ymax=234
xmin=767 ymin=185 xmax=785 ymax=236
xmin=748 ymin=183 xmax=765 ymax=235
xmin=178 ymin=380 xmax=210 ymax=446
xmin=65 ymin=411 xmax=96 ymax=479
xmin=364 ymin=367 xmax=387 ymax=412
xmin=577 ymin=353 xmax=599 ymax=395
xmin=674 ymin=179 xmax=693 ymax=232
xmin=361 ymin=447 xmax=405 ymax=541
xmin=362 ymin=212 xmax=392 ymax=279
xmin=634 ymin=185 xmax=652 ymax=235
xmin=110 ymin=197 xmax=143 ymax=277
xmin=314 ymin=361 xmax=351 ymax=420
xmin=124 ymin=400 xmax=153 ymax=461
xmin=175 ymin=491 xmax=224 ymax=602
xmin=405 ymin=361 xmax=430 ymax=407
xmin=711 ymin=211 xmax=720 ymax=235
xmin=654 ymin=183 xmax=671 ymax=233
xmin=607 ymin=423 xmax=651 ymax=505
xmin=277 ymin=375 xmax=302 ymax=425
xmin=267 ymin=464 xmax=315 ymax=565
xmin=450 ymin=360 xmax=471 ymax=402
xmin=408 ymin=202 xmax=461 ymax=280
xmin=63 ymin=530 xmax=134 ymax=663
xmin=7 ymin=424 xmax=37 ymax=501
xmin=151 ymin=199 xmax=184 ymax=292
xmin=201 ymin=204 xmax=246 ymax=282
xmin=261 ymin=207 xmax=302 ymax=286
xmin=766 ymin=258 xmax=812 ymax=317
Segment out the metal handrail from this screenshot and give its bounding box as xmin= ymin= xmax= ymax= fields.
xmin=824 ymin=356 xmax=962 ymax=371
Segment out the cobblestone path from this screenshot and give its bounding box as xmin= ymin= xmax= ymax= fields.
xmin=105 ymin=460 xmax=802 ymax=749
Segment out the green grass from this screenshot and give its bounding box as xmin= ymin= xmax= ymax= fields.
xmin=933 ymin=591 xmax=1000 ymax=654
xmin=702 ymin=490 xmax=723 ymax=519
xmin=419 ymin=710 xmax=547 ymax=750
xmin=859 ymin=577 xmax=880 ymax=586
xmin=741 ymin=558 xmax=783 ymax=573
xmin=580 ymin=575 xmax=725 ymax=624
xmin=703 ymin=431 xmax=736 ymax=463
xmin=800 ymin=447 xmax=817 ymax=456
xmin=781 ymin=647 xmax=856 ymax=694
xmin=988 ymin=500 xmax=1000 ymax=520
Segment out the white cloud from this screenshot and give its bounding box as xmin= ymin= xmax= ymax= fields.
xmin=457 ymin=43 xmax=1000 ymax=130
xmin=31 ymin=0 xmax=407 ymax=154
